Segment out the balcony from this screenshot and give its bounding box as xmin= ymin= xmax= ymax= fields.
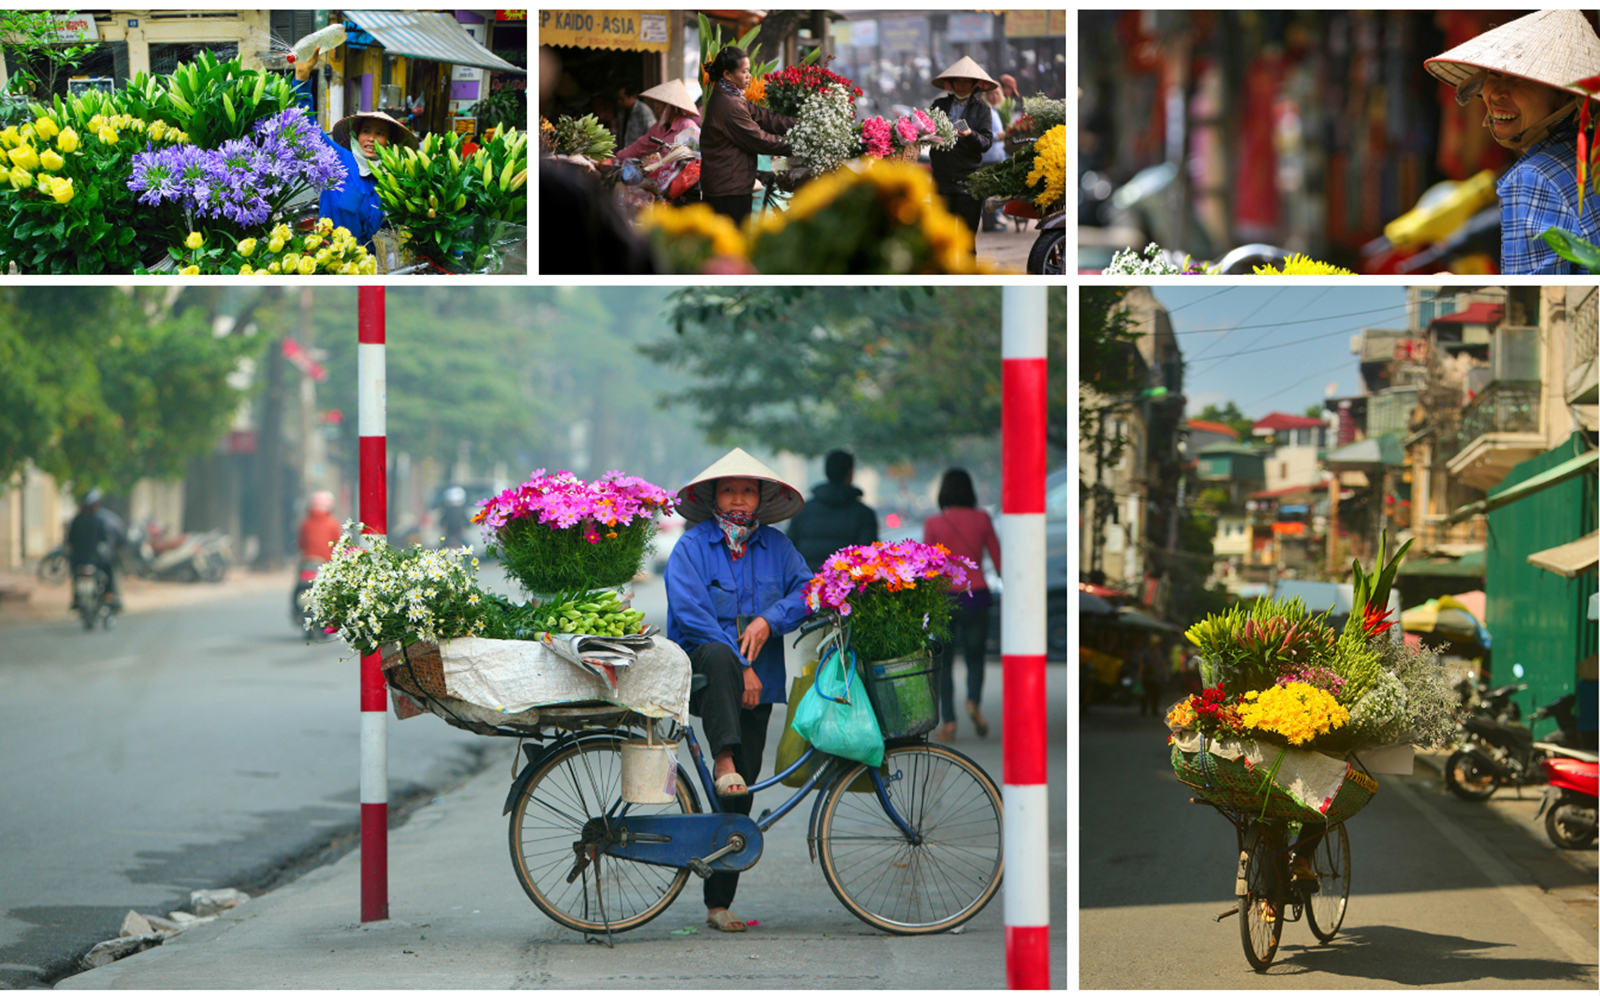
xmin=1568 ymin=287 xmax=1597 ymax=405
xmin=1446 ymin=380 xmax=1545 ymax=491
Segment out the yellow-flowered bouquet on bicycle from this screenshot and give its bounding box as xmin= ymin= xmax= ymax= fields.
xmin=1167 ymin=535 xmax=1458 ymax=823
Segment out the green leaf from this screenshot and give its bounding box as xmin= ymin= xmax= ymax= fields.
xmin=1540 ymin=227 xmax=1600 ymax=271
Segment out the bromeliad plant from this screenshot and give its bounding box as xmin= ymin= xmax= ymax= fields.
xmin=1169 ymin=532 xmax=1456 ymax=755
xmin=804 ymin=540 xmax=977 ymax=662
xmin=474 ymin=470 xmax=679 ymax=595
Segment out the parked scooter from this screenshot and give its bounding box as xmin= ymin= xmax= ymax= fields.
xmin=127 ymin=517 xmax=230 ymax=583
xmin=1444 ymin=688 xmax=1587 ymax=801
xmin=71 ymin=562 xmax=116 ymax=631
xmin=1534 ymin=750 xmax=1599 ymax=849
xmin=1003 ymin=200 xmax=1065 ymax=275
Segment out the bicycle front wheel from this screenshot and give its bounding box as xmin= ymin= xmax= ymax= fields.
xmin=1305 ymin=822 xmax=1350 ymax=942
xmin=1240 ymin=824 xmax=1283 ymax=971
xmin=816 ymin=743 xmax=1003 ymax=935
xmin=507 ymin=736 xmax=698 ymax=934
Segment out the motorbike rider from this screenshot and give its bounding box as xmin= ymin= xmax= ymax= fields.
xmin=66 ymin=489 xmax=121 ymax=610
xmin=297 ymin=490 xmax=342 ymax=563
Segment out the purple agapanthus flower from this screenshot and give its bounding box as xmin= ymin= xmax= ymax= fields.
xmin=253 ymin=108 xmax=345 ymax=191
xmin=127 ymin=143 xmax=207 ymax=207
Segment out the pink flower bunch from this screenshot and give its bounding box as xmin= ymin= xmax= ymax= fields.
xmin=859 ymin=116 xmax=893 ymax=158
xmin=473 ymin=469 xmax=678 ymax=535
xmin=893 ymin=116 xmax=920 ymax=146
xmin=911 ymin=108 xmax=936 ymax=136
xmin=804 ymin=540 xmax=976 ymax=616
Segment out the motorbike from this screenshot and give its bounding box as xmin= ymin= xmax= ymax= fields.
xmin=1444 ymin=688 xmax=1586 ymax=801
xmin=293 ymin=559 xmax=335 ymax=641
xmin=127 ymin=517 xmax=230 ymax=583
xmin=1534 ymin=750 xmax=1599 ymax=849
xmin=36 ymin=544 xmax=70 ymax=585
xmin=1000 ymin=198 xmax=1065 ymax=275
xmin=71 ymin=562 xmax=116 ymax=631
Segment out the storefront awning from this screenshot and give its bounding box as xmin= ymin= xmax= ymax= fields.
xmin=538 ymin=9 xmax=671 ymax=52
xmin=1444 ymin=446 xmax=1597 ymax=523
xmin=344 ymin=10 xmax=526 ymax=73
xmin=1527 ymin=531 xmax=1600 ymax=579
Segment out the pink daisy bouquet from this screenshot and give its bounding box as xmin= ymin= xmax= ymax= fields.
xmin=473 ymin=469 xmax=678 ymax=593
xmin=805 ymin=540 xmax=977 ymax=661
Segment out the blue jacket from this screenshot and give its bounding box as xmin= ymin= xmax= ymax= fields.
xmin=292 ymin=78 xmax=386 ymax=246
xmin=664 ymin=519 xmax=813 ymax=705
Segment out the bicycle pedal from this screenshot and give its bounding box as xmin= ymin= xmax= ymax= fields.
xmin=687 ymin=857 xmax=712 ymax=880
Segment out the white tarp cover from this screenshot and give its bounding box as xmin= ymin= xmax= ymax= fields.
xmin=1173 ymin=729 xmax=1353 ymax=815
xmin=437 ymin=635 xmax=690 ymax=722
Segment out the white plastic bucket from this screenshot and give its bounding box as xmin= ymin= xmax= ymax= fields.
xmin=620 ymin=740 xmax=678 ymax=804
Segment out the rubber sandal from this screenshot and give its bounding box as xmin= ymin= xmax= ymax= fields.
xmin=967 ymin=701 xmax=989 ymax=737
xmin=706 ymin=909 xmax=747 ymax=932
xmin=714 ymin=772 xmax=748 ymax=797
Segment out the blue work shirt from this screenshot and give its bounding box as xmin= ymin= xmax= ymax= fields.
xmin=664 ymin=519 xmax=813 ymax=706
xmin=1497 ymin=125 xmax=1600 ymax=275
xmin=292 ymin=78 xmax=387 ymax=247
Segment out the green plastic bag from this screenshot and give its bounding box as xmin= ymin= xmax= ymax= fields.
xmin=791 ymin=647 xmax=884 ymax=767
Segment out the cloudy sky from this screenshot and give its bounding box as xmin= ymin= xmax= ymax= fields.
xmin=1149 ymin=285 xmax=1411 ymax=422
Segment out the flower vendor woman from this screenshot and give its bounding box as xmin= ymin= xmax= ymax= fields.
xmin=664 ymin=447 xmax=811 ymax=933
xmin=928 ymin=56 xmax=998 ymax=246
xmin=615 ymin=78 xmax=703 ymax=161
xmin=1425 ymin=9 xmax=1600 ymax=273
xmin=699 ymin=46 xmax=797 ymax=227
xmin=292 ymin=50 xmax=420 ymax=246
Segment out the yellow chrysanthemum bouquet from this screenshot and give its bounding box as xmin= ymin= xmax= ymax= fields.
xmin=1167 ymin=535 xmax=1458 ymax=822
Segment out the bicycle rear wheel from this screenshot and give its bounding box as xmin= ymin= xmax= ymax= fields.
xmin=1240 ymin=824 xmax=1283 ymax=971
xmin=507 ymin=735 xmax=697 ymax=933
xmin=816 ymin=743 xmax=1003 ymax=935
xmin=1305 ymin=822 xmax=1350 ymax=942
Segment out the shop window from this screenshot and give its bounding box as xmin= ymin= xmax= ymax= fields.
xmin=149 ymin=42 xmax=238 ymax=76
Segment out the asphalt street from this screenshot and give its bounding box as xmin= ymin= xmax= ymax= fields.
xmin=1078 ymin=706 xmax=1598 ymax=989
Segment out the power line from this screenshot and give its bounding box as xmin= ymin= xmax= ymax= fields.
xmin=1187 ymin=288 xmax=1287 ymax=363
xmin=1168 ymin=301 xmax=1411 ymax=337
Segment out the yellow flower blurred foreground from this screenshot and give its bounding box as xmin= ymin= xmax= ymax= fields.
xmin=1253 ymin=253 xmax=1355 ymax=275
xmin=637 ymin=201 xmax=748 ymax=259
xmin=1237 ymin=682 xmax=1349 ymax=746
xmin=1025 ymin=125 xmax=1066 ymax=212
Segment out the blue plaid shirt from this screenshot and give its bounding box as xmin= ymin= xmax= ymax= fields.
xmin=1498 ymin=125 xmax=1600 ymax=275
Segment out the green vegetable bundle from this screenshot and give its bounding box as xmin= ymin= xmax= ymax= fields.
xmin=549 ymin=113 xmax=614 ymax=160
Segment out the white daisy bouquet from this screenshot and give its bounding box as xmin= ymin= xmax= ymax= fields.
xmin=924 ymin=106 xmax=958 ymax=150
xmin=786 ymin=82 xmax=860 ymax=177
xmin=306 ymin=526 xmax=498 ymax=655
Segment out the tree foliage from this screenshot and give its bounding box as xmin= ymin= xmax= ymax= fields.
xmin=644 ymin=286 xmax=1065 ymax=463
xmin=0 ymin=287 xmax=269 ymax=491
xmin=1194 ymin=400 xmax=1254 ymax=441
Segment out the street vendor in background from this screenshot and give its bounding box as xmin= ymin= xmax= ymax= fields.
xmin=664 ymin=447 xmax=811 ymax=934
xmin=292 ymin=50 xmax=420 ymax=247
xmin=699 ymin=46 xmax=796 ymax=227
xmin=1425 ymin=8 xmax=1600 ymax=273
xmin=928 ymin=56 xmax=998 ymax=247
xmin=615 ymin=79 xmax=703 ymax=161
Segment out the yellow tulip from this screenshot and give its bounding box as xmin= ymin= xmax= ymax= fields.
xmin=185 ymin=232 xmax=203 ymax=250
xmin=268 ymin=261 xmax=282 ymax=274
xmin=9 ymin=166 xmax=33 ymax=189
xmin=56 ymin=128 xmax=79 ymax=154
xmin=0 ymin=126 xmax=19 ymax=149
xmin=333 ymin=226 xmax=352 ymax=241
xmin=303 ymin=234 xmax=322 ymax=252
xmin=271 ymin=223 xmax=292 ymax=242
xmin=236 ymin=237 xmax=257 ymax=258
xmin=298 ymin=256 xmax=317 ymax=275
xmin=39 ymin=149 xmax=64 ymax=172
xmin=280 ymin=252 xmax=300 ymax=272
xmin=97 ymin=126 xmax=118 ymax=145
xmin=46 ymin=176 xmax=73 ymax=204
xmin=238 ymin=263 xmax=254 ymax=276
xmin=8 ymin=145 xmax=39 ymax=171
xmin=33 ymin=117 xmax=58 ymax=141
xmin=19 ymin=123 xmax=34 ymax=141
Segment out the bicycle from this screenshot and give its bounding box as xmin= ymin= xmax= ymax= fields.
xmin=1205 ymin=803 xmax=1351 ymax=971
xmin=500 ymin=610 xmax=1004 ymax=941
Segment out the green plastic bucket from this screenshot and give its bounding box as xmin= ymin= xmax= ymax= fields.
xmin=863 ymin=650 xmax=938 ymax=740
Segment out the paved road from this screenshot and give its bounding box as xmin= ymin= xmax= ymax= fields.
xmin=1078 ymin=706 xmax=1598 ymax=988
xmin=0 ymin=570 xmax=497 ymax=987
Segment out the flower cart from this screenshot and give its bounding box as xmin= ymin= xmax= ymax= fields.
xmin=966 ymin=95 xmax=1066 ymax=275
xmin=1167 ymin=535 xmax=1458 ymax=971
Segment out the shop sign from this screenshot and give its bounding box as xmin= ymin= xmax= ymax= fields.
xmin=947 ymin=13 xmax=993 ymax=43
xmin=47 ymin=13 xmax=99 ymax=43
xmin=1004 ymin=9 xmax=1053 ymax=38
xmin=496 ymin=10 xmax=528 ymax=20
xmin=879 ymin=17 xmax=927 ymax=53
xmin=538 ymin=9 xmax=670 ymax=52
xmin=831 ymin=19 xmax=877 ymax=48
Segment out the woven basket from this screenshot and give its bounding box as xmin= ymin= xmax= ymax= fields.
xmin=381 ymin=641 xmax=447 ymax=701
xmin=1172 ymin=741 xmax=1378 ymax=824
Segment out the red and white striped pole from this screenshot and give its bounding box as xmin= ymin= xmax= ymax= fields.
xmin=357 ymin=286 xmax=389 ymax=923
xmin=1001 ymin=286 xmax=1049 ymax=988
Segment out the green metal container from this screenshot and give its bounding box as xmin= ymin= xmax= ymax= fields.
xmin=863 ymin=650 xmax=939 ymax=740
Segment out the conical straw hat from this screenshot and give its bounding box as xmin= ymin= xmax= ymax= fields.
xmin=932 ymin=56 xmax=998 ymax=92
xmin=1426 ymin=9 xmax=1600 ymax=102
xmin=331 ymin=110 xmax=421 ymax=151
xmin=676 ymin=447 xmax=804 ymax=525
xmin=638 ymin=78 xmax=699 ymax=117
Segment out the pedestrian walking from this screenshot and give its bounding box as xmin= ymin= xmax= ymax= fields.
xmin=784 ymin=450 xmax=879 ymax=572
xmin=613 ymin=83 xmax=658 ymax=152
xmin=922 ymin=468 xmax=1001 ymax=741
xmin=928 ymin=56 xmax=998 ymax=248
